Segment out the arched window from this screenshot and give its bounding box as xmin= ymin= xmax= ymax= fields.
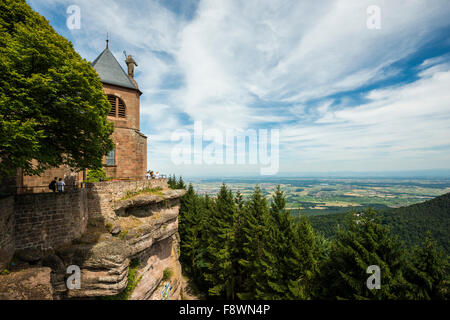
xmin=107 ymin=95 xmax=126 ymax=118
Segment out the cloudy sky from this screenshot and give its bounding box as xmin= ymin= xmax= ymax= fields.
xmin=29 ymin=0 xmax=450 ymax=177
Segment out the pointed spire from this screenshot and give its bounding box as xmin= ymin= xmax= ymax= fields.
xmin=106 ymin=32 xmax=109 ymax=49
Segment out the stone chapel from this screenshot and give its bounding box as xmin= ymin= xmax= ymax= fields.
xmin=12 ymin=43 xmax=148 ymax=192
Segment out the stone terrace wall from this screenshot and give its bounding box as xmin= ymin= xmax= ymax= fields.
xmin=0 ymin=179 xmax=168 ymax=264
xmin=0 ymin=196 xmax=15 ymax=270
xmin=86 ymin=179 xmax=168 ymax=226
xmin=13 ymin=190 xmax=88 ymax=251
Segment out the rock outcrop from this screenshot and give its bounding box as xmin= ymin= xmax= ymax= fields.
xmin=0 ymin=267 xmax=54 ymax=300
xmin=0 ymin=180 xmax=187 ymax=300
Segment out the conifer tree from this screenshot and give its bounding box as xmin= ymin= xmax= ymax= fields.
xmin=189 ymin=194 xmax=217 ymax=292
xmin=204 ymin=184 xmax=236 ymax=298
xmin=167 ymin=175 xmax=176 ymax=188
xmin=317 ymin=209 xmax=411 ymax=300
xmin=405 ymin=232 xmax=449 ymax=299
xmin=180 ymin=184 xmax=212 ymax=284
xmin=237 ymin=186 xmax=270 ymax=299
xmin=255 ymin=185 xmax=292 ymax=299
xmin=179 ymin=184 xmax=199 ymax=270
xmin=177 ymin=176 xmax=186 ymax=190
xmin=287 ymin=215 xmax=320 ymax=299
xmin=232 ymin=190 xmax=246 ymax=298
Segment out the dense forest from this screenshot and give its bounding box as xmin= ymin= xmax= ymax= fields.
xmin=168 ymin=176 xmax=449 ymax=300
xmin=308 ymin=192 xmax=450 ymax=255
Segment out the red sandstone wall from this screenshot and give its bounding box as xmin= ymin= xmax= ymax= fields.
xmin=13 ymin=190 xmax=88 ymax=251
xmin=86 ymin=179 xmax=168 ymax=230
xmin=103 ymin=83 xmax=141 ymax=131
xmin=104 ymin=127 xmax=147 ymax=179
xmin=0 ymin=196 xmax=15 ymax=270
xmin=102 ymin=83 xmax=147 ymax=179
xmin=1 ymin=179 xmax=168 ymax=262
xmin=19 ymin=166 xmax=82 ymax=194
xmin=87 ymin=178 xmax=167 ymax=200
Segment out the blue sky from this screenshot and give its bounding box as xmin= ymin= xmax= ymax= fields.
xmin=28 ymin=0 xmax=450 ymax=177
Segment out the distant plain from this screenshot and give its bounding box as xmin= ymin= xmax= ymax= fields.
xmin=187 ymin=177 xmax=450 ymax=216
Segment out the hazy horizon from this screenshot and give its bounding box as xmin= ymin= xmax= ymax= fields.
xmin=29 ymin=0 xmax=450 ymax=177
xmin=181 ymin=169 xmax=450 ymax=180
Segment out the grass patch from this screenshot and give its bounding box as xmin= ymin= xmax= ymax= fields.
xmin=1 ymin=269 xmax=10 ymax=275
xmin=119 ymin=230 xmax=129 ymax=240
xmin=102 ymin=259 xmax=143 ymax=300
xmin=105 ymin=222 xmax=113 ymax=233
xmin=119 ymin=187 xmax=164 ymax=201
xmin=162 ymin=267 xmax=173 ymax=282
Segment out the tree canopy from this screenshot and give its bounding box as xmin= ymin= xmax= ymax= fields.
xmin=177 ymin=182 xmax=449 ymax=300
xmin=0 ymin=0 xmax=114 ymax=178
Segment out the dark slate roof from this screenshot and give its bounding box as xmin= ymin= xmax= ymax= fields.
xmin=91 ymin=48 xmax=138 ymax=90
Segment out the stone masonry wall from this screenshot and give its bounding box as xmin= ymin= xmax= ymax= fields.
xmin=103 ymin=83 xmax=141 ymax=131
xmin=13 ymin=190 xmax=88 ymax=251
xmin=104 ymin=127 xmax=147 ymax=179
xmin=1 ymin=179 xmax=168 ymax=265
xmin=86 ymin=179 xmax=168 ymax=225
xmin=0 ymin=196 xmax=15 ymax=270
xmin=18 ymin=165 xmax=82 ymax=194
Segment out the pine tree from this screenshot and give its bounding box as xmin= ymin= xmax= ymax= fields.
xmin=255 ymin=185 xmax=292 ymax=299
xmin=179 ymin=188 xmax=216 ymax=292
xmin=287 ymin=215 xmax=320 ymax=299
xmin=317 ymin=209 xmax=411 ymax=300
xmin=167 ymin=175 xmax=176 ymax=188
xmin=204 ymin=184 xmax=236 ymax=298
xmin=177 ymin=176 xmax=186 ymax=190
xmin=194 ymin=194 xmax=216 ymax=291
xmin=179 ymin=184 xmax=200 ymax=274
xmin=237 ymin=186 xmax=270 ymax=299
xmin=232 ymin=190 xmax=246 ymax=298
xmin=405 ymin=232 xmax=449 ymax=299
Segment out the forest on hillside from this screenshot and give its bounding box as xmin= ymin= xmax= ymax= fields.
xmin=308 ymin=192 xmax=450 ymax=255
xmin=168 ymin=176 xmax=449 ymax=300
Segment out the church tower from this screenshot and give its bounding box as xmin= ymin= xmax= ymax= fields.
xmin=8 ymin=43 xmax=148 ymax=193
xmin=91 ymin=45 xmax=147 ymax=179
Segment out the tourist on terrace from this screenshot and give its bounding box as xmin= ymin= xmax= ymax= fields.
xmin=56 ymin=178 xmax=65 ymax=193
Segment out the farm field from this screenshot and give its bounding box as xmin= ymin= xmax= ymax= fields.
xmin=186 ymin=177 xmax=450 ymax=216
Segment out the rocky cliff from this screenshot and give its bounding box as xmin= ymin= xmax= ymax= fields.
xmin=0 ymin=180 xmax=188 ymax=300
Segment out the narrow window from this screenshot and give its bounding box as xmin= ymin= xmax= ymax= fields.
xmin=107 ymin=95 xmax=116 ymax=117
xmin=106 ymin=148 xmax=115 ymax=166
xmin=118 ymin=99 xmax=126 ymax=118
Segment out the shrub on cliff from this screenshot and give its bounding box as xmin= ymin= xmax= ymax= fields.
xmin=0 ymin=0 xmax=114 ymax=178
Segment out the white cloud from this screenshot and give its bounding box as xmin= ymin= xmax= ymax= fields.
xmin=29 ymin=0 xmax=450 ymax=175
xmin=280 ymin=61 xmax=450 ymax=171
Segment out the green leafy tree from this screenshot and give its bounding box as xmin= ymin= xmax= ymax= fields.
xmin=86 ymin=167 xmax=107 ymax=182
xmin=0 ymin=0 xmax=114 ymax=178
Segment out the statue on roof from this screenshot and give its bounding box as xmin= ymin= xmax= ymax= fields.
xmin=125 ymin=55 xmax=138 ymax=78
